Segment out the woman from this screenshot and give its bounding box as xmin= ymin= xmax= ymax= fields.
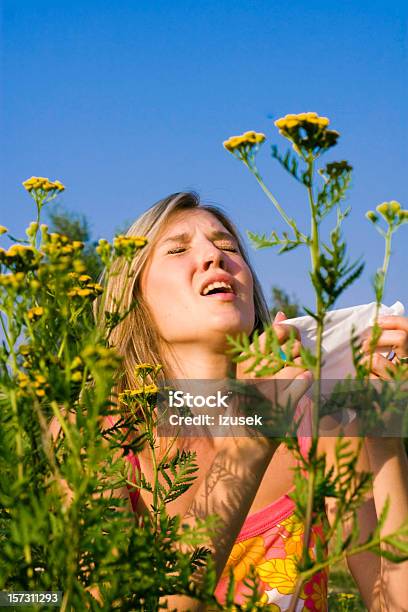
xmin=103 ymin=191 xmax=408 ymax=611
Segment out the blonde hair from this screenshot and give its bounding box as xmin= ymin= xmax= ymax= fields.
xmin=96 ymin=191 xmax=271 ymax=396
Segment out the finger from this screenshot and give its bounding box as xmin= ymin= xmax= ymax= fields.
xmin=283 ymin=370 xmax=314 ymax=406
xmin=274 ymin=357 xmax=307 ymax=381
xmin=361 ymin=352 xmax=397 ymax=381
xmin=273 ymin=311 xmax=287 ymax=323
xmin=377 ymin=315 xmax=408 ymax=333
xmin=361 ymin=330 xmax=408 ymax=354
xmin=272 ymin=323 xmax=301 ymax=343
xmin=281 ymin=339 xmax=302 ymax=360
xmin=255 ymin=324 xmax=300 ymax=357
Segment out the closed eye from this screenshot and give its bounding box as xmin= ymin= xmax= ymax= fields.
xmin=216 ymin=242 xmax=238 ymax=252
xmin=167 ymin=246 xmax=186 ymax=254
xmin=166 ymin=242 xmax=238 ymax=255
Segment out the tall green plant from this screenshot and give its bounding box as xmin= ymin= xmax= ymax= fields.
xmin=0 ymin=178 xmax=231 ymax=611
xmin=223 ymin=115 xmax=408 ymax=609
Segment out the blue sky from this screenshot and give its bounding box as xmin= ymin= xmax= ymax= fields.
xmin=1 ymin=0 xmax=407 ymax=312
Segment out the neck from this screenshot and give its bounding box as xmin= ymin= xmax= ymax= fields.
xmin=161 ymin=342 xmax=236 ymax=380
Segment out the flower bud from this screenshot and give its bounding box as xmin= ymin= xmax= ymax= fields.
xmin=365 ymin=211 xmax=378 ymax=224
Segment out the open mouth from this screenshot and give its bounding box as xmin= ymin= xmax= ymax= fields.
xmin=201 ymin=281 xmax=234 ymax=296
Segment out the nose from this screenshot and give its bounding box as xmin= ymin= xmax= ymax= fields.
xmin=199 ymin=241 xmax=226 ymax=272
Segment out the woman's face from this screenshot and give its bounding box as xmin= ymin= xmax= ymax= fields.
xmin=140 ymin=209 xmax=255 ymax=347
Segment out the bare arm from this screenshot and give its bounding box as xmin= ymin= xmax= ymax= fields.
xmin=365 ymin=437 xmax=408 ymax=611
xmin=322 ymin=426 xmax=408 ymax=611
xmin=322 ymin=432 xmax=382 ymax=610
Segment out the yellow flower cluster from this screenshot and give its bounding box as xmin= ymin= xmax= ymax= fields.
xmin=22 ymin=176 xmax=65 ymax=193
xmin=118 ymin=384 xmax=159 ymax=405
xmin=275 ymin=112 xmax=329 ymax=130
xmin=67 ymin=278 xmax=103 ymax=300
xmin=27 ymin=306 xmax=44 ymax=321
xmin=113 ymin=235 xmax=148 ymax=260
xmin=274 ymin=112 xmax=339 ymax=157
xmin=17 ymin=371 xmax=48 ymax=398
xmin=18 ymin=343 xmax=35 ymax=369
xmin=367 ymin=201 xmax=408 ymax=226
xmin=134 ymin=363 xmax=162 ymax=377
xmin=0 ymin=245 xmax=39 ymax=272
xmin=69 ymin=356 xmax=84 ymax=382
xmin=0 ymin=226 xmax=8 ymax=235
xmin=44 ymin=233 xmax=84 ymax=254
xmin=81 ymin=345 xmax=121 ymax=372
xmin=68 ymin=283 xmax=103 ymax=299
xmin=26 ymin=221 xmax=39 ymax=239
xmin=41 ymin=233 xmax=85 ymax=273
xmin=223 ymin=131 xmax=266 ymax=153
xmin=0 ymin=272 xmax=26 ymax=290
xmin=337 ymin=593 xmax=356 ymax=601
xmin=95 ymin=239 xmax=112 ymax=265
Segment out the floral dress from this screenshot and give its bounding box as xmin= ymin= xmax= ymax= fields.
xmin=213 ymin=489 xmax=327 ymax=610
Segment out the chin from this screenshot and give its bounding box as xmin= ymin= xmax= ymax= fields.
xmin=211 ymin=314 xmax=253 ymax=337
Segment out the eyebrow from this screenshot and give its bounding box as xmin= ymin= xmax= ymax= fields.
xmin=160 ymin=230 xmax=237 ymax=245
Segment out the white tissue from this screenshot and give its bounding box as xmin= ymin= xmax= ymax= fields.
xmin=281 ymin=301 xmax=405 ymax=380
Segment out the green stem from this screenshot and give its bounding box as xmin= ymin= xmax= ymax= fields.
xmin=288 ymin=158 xmax=324 ymax=612
xmin=247 ymin=161 xmax=309 ymax=243
xmin=369 ymin=226 xmax=392 ymax=373
xmin=296 ymin=520 xmax=407 ymax=586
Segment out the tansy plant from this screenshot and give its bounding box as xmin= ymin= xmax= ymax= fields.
xmin=224 ymin=113 xmax=408 ymax=610
xmin=2 ymin=178 xmax=268 ymax=611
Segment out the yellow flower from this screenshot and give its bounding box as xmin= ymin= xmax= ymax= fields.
xmin=73 ymin=260 xmax=86 ymax=273
xmin=53 ymin=180 xmax=65 ymax=192
xmin=22 ymin=176 xmax=65 ymax=193
xmin=338 ymin=592 xmax=355 ymax=600
xmin=279 ymin=515 xmax=305 ymax=558
xmin=18 ymin=372 xmax=30 ymax=388
xmin=375 ymin=200 xmax=406 ymax=225
xmin=70 ymin=356 xmax=83 ymax=369
xmin=365 ymin=211 xmax=378 ymax=224
xmin=18 ymin=344 xmax=31 ymax=356
xmin=67 ymin=284 xmax=103 ymax=299
xmin=134 ymin=363 xmax=162 ymax=376
xmin=30 ymin=279 xmax=41 ymax=291
xmin=6 ymin=245 xmax=35 ymax=258
xmin=27 ymin=306 xmax=44 ymax=321
xmin=119 ymin=384 xmax=159 ymax=405
xmin=223 ymin=131 xmax=266 ymax=154
xmin=113 ymin=235 xmax=148 ymax=260
xmin=221 ymin=536 xmax=266 ymax=583
xmin=0 ymin=225 xmax=7 ymax=235
xmin=274 ymin=112 xmax=339 ymax=157
xmin=389 ymin=200 xmax=401 ymax=213
xmin=0 ymin=272 xmax=26 ymax=290
xmin=257 ymin=557 xmax=298 ymax=595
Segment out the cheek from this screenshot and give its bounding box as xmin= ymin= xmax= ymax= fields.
xmin=141 ymin=264 xmax=192 ymax=333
